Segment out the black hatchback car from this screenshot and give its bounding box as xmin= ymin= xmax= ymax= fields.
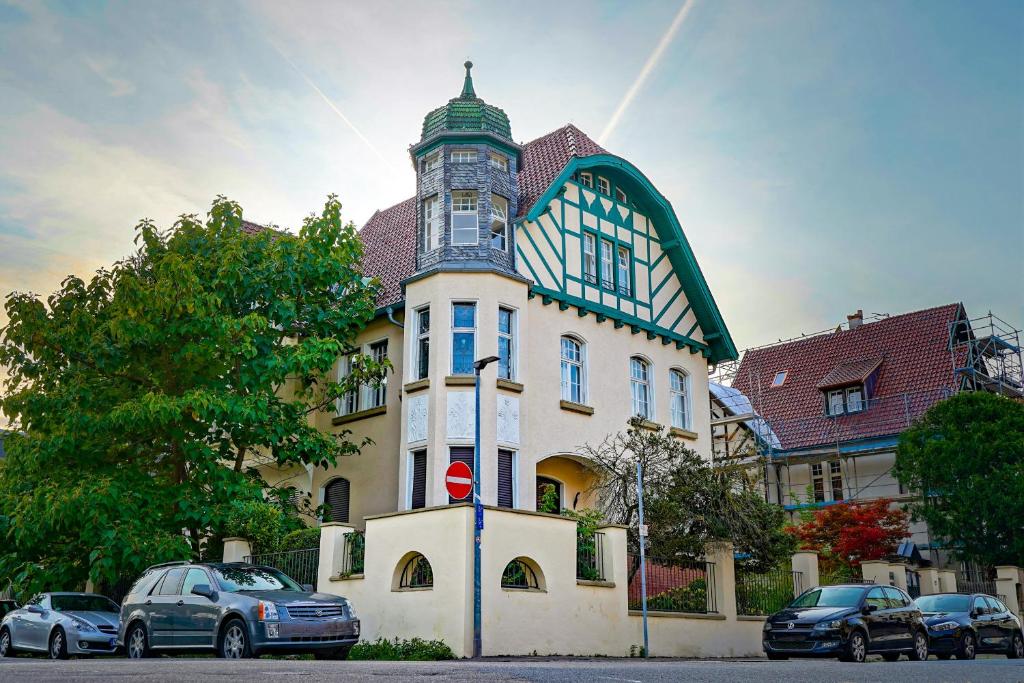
xmin=763 ymin=584 xmax=929 ymax=663
xmin=117 ymin=562 xmax=359 ymax=659
xmin=915 ymin=593 xmax=1024 ymax=660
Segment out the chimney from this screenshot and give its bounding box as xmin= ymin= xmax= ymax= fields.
xmin=847 ymin=309 xmax=864 ymax=330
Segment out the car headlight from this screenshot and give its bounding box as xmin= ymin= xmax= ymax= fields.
xmin=813 ymin=620 xmax=843 ymax=630
xmin=930 ymin=621 xmax=959 ymax=632
xmin=763 ymin=621 xmax=772 ymax=632
xmin=69 ymin=616 xmax=96 ymax=631
xmin=343 ymin=599 xmax=356 ymax=619
xmin=257 ymin=600 xmax=279 ymax=621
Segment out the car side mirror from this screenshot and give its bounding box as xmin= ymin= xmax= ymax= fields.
xmin=862 ymin=604 xmax=877 ymax=615
xmin=26 ymin=604 xmax=44 ymax=614
xmin=301 ymin=584 xmax=314 ymax=593
xmin=191 ymin=584 xmax=215 ymax=600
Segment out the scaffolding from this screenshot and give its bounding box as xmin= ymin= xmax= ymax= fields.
xmin=949 ymin=311 xmax=1023 ymax=398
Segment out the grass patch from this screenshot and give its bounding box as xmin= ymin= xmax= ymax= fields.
xmin=348 ymin=637 xmax=455 ymax=661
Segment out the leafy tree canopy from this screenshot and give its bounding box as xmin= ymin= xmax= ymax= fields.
xmin=895 ymin=391 xmax=1024 ymax=566
xmin=787 ymin=499 xmax=909 ymax=574
xmin=0 ymin=196 xmax=387 ymax=595
xmin=583 ymin=418 xmax=796 ymax=573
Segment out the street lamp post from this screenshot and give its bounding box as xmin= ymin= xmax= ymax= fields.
xmin=472 ymin=354 xmax=499 ymax=659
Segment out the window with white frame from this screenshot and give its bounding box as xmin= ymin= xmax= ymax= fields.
xmin=414 ymin=307 xmax=430 ymax=380
xmin=489 ymin=152 xmax=508 ymax=171
xmin=615 ymin=187 xmax=627 ymax=203
xmin=630 ymin=357 xmax=653 ymax=419
xmin=811 ymin=463 xmax=825 ymax=502
xmin=846 ymin=386 xmax=864 ymax=412
xmin=830 ymin=461 xmax=844 ymax=501
xmin=560 ymin=336 xmax=585 ymax=404
xmin=422 ymin=195 xmax=441 ymax=252
xmin=600 ymin=239 xmax=614 ymax=289
xmin=336 ymin=351 xmax=360 ymax=415
xmin=616 ymin=245 xmax=631 ymax=296
xmin=597 ymin=176 xmax=610 ymax=195
xmin=669 ymin=369 xmax=690 ymax=430
xmin=451 ymin=191 xmax=479 ymax=245
xmin=583 ymin=233 xmax=597 ymax=284
xmin=421 ymin=151 xmax=440 ymax=173
xmin=827 ymin=389 xmax=844 ymax=416
xmin=490 ymin=194 xmax=508 ymax=250
xmin=451 ymin=302 xmax=476 ymax=375
xmin=579 ymin=171 xmax=593 ymax=188
xmin=497 ymin=306 xmax=515 ymax=380
xmin=366 ymin=339 xmax=388 ymax=408
xmin=451 ymin=149 xmax=477 ymax=163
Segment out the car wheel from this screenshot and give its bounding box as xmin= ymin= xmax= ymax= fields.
xmin=1008 ymin=631 xmax=1024 ymax=659
xmin=909 ymin=630 xmax=929 ymax=661
xmin=218 ymin=619 xmax=252 ymax=659
xmin=313 ymin=645 xmax=352 ymax=660
xmin=957 ymin=631 xmax=976 ymax=660
xmin=0 ymin=627 xmax=14 ymax=658
xmin=765 ymin=652 xmax=788 ymax=661
xmin=48 ymin=628 xmax=69 ymax=660
xmin=881 ymin=652 xmax=901 ymax=662
xmin=840 ymin=630 xmax=867 ymax=663
xmin=126 ymin=622 xmax=150 ymax=659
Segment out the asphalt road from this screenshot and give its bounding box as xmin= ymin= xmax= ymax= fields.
xmin=0 ymin=656 xmax=1022 ymax=683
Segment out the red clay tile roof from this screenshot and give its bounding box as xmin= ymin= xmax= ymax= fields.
xmin=731 ymin=304 xmax=964 ymax=452
xmin=816 ymin=357 xmax=884 ymax=390
xmin=358 ymin=197 xmax=417 ymax=309
xmin=516 ymin=124 xmax=608 ymax=218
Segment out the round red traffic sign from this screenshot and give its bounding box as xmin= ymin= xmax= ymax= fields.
xmin=445 ymin=461 xmax=473 ymax=500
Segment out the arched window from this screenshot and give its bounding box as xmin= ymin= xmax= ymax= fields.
xmin=630 ymin=357 xmax=653 ymax=419
xmin=670 ymin=369 xmax=690 ymax=429
xmin=501 ymin=559 xmax=539 ymax=590
xmin=560 ymin=336 xmax=586 ymax=404
xmin=323 ymin=477 xmax=351 ymax=523
xmin=398 ymin=553 xmax=433 ymax=589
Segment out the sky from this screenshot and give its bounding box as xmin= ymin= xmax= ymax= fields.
xmin=0 ymin=0 xmax=1021 ymax=355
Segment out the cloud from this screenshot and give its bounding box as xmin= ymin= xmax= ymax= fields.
xmin=84 ymin=56 xmax=136 ymax=97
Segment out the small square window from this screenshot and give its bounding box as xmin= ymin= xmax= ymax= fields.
xmin=421 ymin=152 xmax=440 ymax=173
xmin=488 ymin=152 xmax=508 ymax=172
xmin=615 ymin=187 xmax=627 ymax=203
xmin=597 ymin=177 xmax=610 ymax=195
xmin=451 ymin=149 xmax=477 ymax=163
xmin=771 ymin=371 xmax=788 ymax=387
xmin=579 ymin=172 xmax=593 ymax=189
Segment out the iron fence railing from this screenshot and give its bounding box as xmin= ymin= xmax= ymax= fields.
xmin=819 ymin=566 xmax=866 ymax=586
xmin=627 ymin=555 xmax=717 ymax=614
xmin=576 ymin=531 xmax=605 ymax=581
xmin=736 ymin=568 xmax=802 ymax=616
xmin=957 ymin=567 xmax=997 ymax=596
xmin=245 ymin=547 xmax=320 ymax=590
xmin=339 ymin=530 xmax=365 ymax=576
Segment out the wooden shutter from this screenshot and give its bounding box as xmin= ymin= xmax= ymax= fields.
xmin=411 ymin=450 xmax=427 ymax=509
xmin=324 ymin=478 xmax=350 ymax=523
xmin=497 ymin=450 xmax=514 ymax=508
xmin=449 ymin=447 xmax=474 ymax=504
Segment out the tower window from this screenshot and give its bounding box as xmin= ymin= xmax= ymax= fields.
xmin=451 ymin=191 xmax=479 ymax=245
xmin=451 ymin=149 xmax=477 ymax=163
xmin=451 ymin=302 xmax=477 ymax=375
xmin=597 ymin=177 xmax=610 ymax=195
xmin=490 ymin=194 xmax=508 ymax=250
xmin=498 ymin=306 xmax=515 ymax=380
xmin=579 ymin=172 xmax=593 ymax=189
xmin=415 ymin=307 xmax=430 ymax=380
xmin=489 ymin=152 xmax=508 ymax=172
xmin=422 ymin=195 xmax=441 ymax=252
xmin=421 ymin=151 xmax=440 ymax=173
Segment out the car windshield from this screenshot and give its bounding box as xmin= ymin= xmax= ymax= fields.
xmin=50 ymin=595 xmax=119 ymax=613
xmin=915 ymin=595 xmax=971 ymax=613
xmin=212 ymin=566 xmax=303 ymax=593
xmin=790 ymin=586 xmax=864 ymax=608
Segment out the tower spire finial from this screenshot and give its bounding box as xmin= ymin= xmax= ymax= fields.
xmin=461 ymin=60 xmax=476 ymax=98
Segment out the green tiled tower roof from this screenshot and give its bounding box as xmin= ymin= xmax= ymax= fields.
xmin=420 ymin=62 xmax=512 ymax=142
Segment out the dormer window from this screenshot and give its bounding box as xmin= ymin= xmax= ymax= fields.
xmin=451 ymin=149 xmax=477 ymax=163
xmin=597 ymin=177 xmax=611 ymax=195
xmin=825 ymin=384 xmax=866 ymax=416
xmin=615 ymin=187 xmax=627 ymax=203
xmin=421 ymin=151 xmax=440 ymax=173
xmin=846 ymin=386 xmax=864 ymax=413
xmin=827 ymin=390 xmax=845 ymax=416
xmin=579 ymin=172 xmax=593 ymax=189
xmin=489 ymin=152 xmax=508 ymax=172
xmin=451 ymin=191 xmax=478 ymax=245
xmin=772 ymin=371 xmax=788 ymax=387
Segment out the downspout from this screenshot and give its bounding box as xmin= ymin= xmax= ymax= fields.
xmin=386 ymin=306 xmax=404 ymax=329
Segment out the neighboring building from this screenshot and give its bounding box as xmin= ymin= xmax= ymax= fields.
xmin=250 ymin=63 xmax=737 ymax=527
xmin=726 ymin=304 xmax=1022 ymax=566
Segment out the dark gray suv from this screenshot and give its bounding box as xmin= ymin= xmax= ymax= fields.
xmin=117 ymin=561 xmax=359 ymax=659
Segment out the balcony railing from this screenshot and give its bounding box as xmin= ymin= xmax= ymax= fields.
xmin=627 ymin=555 xmax=718 ymax=614
xmin=576 ymin=531 xmax=606 ymax=581
xmin=736 ymin=568 xmax=803 ymax=616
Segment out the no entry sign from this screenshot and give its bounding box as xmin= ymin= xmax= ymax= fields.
xmin=445 ymin=461 xmax=473 ymax=500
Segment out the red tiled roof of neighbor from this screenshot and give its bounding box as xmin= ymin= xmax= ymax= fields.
xmin=731 ymin=303 xmax=964 ymax=452
xmin=358 ymin=197 xmax=418 ymax=309
xmin=240 ymin=220 xmax=268 ymax=235
xmin=516 ymin=124 xmax=608 ymax=218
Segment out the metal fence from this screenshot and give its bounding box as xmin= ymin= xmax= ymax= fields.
xmin=245 ymin=547 xmax=320 ymax=590
xmin=627 ymin=555 xmax=717 ymax=614
xmin=819 ymin=566 xmax=865 ymax=586
xmin=736 ymin=568 xmax=802 ymax=616
xmin=957 ymin=566 xmax=997 ymax=596
xmin=339 ymin=531 xmax=365 ymax=576
xmin=576 ymin=531 xmax=605 ymax=581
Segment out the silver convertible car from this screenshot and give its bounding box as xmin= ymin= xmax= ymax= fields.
xmin=0 ymin=592 xmax=121 ymax=658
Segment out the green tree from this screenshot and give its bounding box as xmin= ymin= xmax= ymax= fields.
xmin=895 ymin=391 xmax=1024 ymax=566
xmin=583 ymin=418 xmax=796 ymax=574
xmin=0 ymin=195 xmax=387 ymax=595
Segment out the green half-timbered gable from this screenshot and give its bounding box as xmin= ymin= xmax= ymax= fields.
xmin=515 ymin=153 xmax=737 ymax=363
